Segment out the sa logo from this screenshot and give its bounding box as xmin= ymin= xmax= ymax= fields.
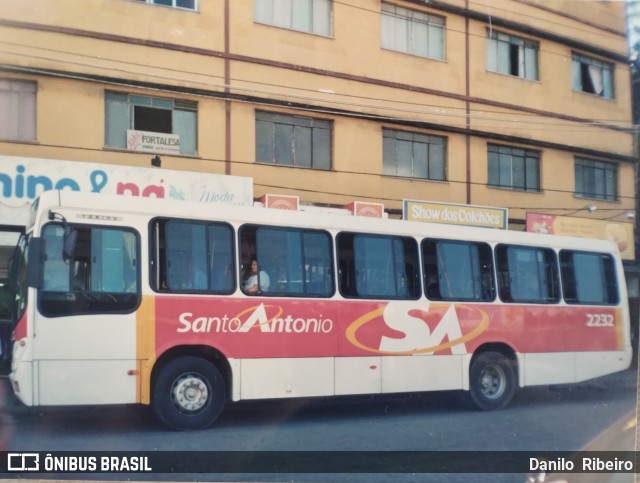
xmin=345 ymin=301 xmax=489 ymax=355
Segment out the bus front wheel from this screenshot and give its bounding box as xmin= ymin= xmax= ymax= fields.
xmin=152 ymin=356 xmax=226 ymax=430
xmin=465 ymin=351 xmax=515 ymax=411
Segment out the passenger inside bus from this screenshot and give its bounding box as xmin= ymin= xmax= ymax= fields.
xmin=242 ymin=259 xmax=270 ymax=293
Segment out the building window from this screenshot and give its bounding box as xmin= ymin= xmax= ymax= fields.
xmin=575 ymin=157 xmax=618 ymax=201
xmin=488 ymin=144 xmax=540 ymax=192
xmin=133 ymin=0 xmax=197 ymax=10
xmin=105 ymin=91 xmax=197 ymax=156
xmin=254 ymin=0 xmax=332 ymax=36
xmin=381 ymin=3 xmax=444 ymax=60
xmin=255 ymin=111 xmax=332 ymax=169
xmin=572 ymin=53 xmax=614 ymax=98
xmin=486 ymin=30 xmax=538 ymax=80
xmin=383 ymin=128 xmax=446 ymax=180
xmin=0 ymin=79 xmax=36 ymax=142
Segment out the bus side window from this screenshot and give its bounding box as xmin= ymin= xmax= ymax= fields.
xmin=560 ymin=250 xmax=618 ymax=305
xmin=338 ymin=232 xmax=419 ymax=300
xmin=422 ymin=239 xmax=494 ymax=302
xmin=495 ymin=244 xmax=560 ymax=304
xmin=153 ymin=219 xmax=235 ymax=294
xmin=240 ymin=224 xmax=334 ymax=297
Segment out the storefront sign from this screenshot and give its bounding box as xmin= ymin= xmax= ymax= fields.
xmin=403 ymin=199 xmax=507 ymax=229
xmin=345 ymin=201 xmax=385 ymax=218
xmin=527 ymin=212 xmax=635 ymax=260
xmin=127 ymin=130 xmax=181 ymax=155
xmin=0 ymin=156 xmax=253 ymax=224
xmin=260 ymin=194 xmax=299 ymax=210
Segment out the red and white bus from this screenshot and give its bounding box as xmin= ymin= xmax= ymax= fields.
xmin=6 ymin=190 xmax=632 ymax=430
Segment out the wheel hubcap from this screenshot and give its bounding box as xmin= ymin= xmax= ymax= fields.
xmin=479 ymin=364 xmax=506 ymax=400
xmin=172 ymin=373 xmax=209 ymax=412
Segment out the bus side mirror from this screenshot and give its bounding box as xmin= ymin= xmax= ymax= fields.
xmin=27 ymin=237 xmax=45 ymax=289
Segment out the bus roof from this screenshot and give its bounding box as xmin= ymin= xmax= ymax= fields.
xmin=36 ymin=190 xmax=620 ymax=254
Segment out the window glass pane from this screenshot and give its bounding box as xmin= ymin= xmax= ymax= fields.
xmin=256 ymin=119 xmax=274 ymax=163
xmin=428 ymin=143 xmax=445 ymax=180
xmin=427 ymin=24 xmax=444 ymax=59
xmin=40 ymin=224 xmax=139 ymax=316
xmin=42 ymin=225 xmax=70 ymax=292
xmin=166 ymin=222 xmax=207 ymax=291
xmin=295 ymin=125 xmax=312 ymax=167
xmin=312 ymin=126 xmax=331 ymax=170
xmin=303 ymin=231 xmax=333 ymax=295
xmin=313 ymin=0 xmax=332 ymax=35
xmin=488 ymin=149 xmax=499 ymax=186
xmin=176 ymin=0 xmax=195 ymax=9
xmin=525 ymin=46 xmax=537 ymax=80
xmin=413 ymin=142 xmax=428 ymax=178
xmin=173 ymin=109 xmax=197 ymax=156
xmin=561 ymin=251 xmax=618 ymax=305
xmin=381 ymin=10 xmax=395 ymax=50
xmin=354 ymin=236 xmax=398 ymax=297
xmin=274 ymin=123 xmax=294 ymax=165
xmin=397 ymin=140 xmax=413 ymax=176
xmin=292 ymin=0 xmax=311 ymax=32
xmin=105 ymin=98 xmax=129 ymax=149
xmin=496 ymin=40 xmax=510 ymax=74
xmin=383 ymin=135 xmax=396 ymax=175
xmin=209 ymin=225 xmax=234 ymax=293
xmin=497 ymin=245 xmax=559 ymax=303
xmin=255 ymin=0 xmax=274 ymax=24
xmin=0 ymin=80 xmax=36 ymax=142
xmin=130 ymin=95 xmax=152 ymax=107
xmin=410 ymin=20 xmax=429 ymax=57
xmin=574 ymin=253 xmax=605 ymax=303
xmin=437 ymin=242 xmax=480 ymax=300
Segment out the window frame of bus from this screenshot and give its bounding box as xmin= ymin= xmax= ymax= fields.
xmin=495 ymin=243 xmax=561 ymax=304
xmin=337 ymin=232 xmax=421 ymax=300
xmin=422 ymin=238 xmax=496 ymax=302
xmin=559 ymin=249 xmax=619 ymax=305
xmin=38 ymin=222 xmax=141 ymax=317
xmin=150 ymin=218 xmax=236 ymax=295
xmin=239 ymin=224 xmax=335 ymax=297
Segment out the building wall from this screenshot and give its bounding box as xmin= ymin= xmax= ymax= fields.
xmin=0 ymin=0 xmax=635 ymax=225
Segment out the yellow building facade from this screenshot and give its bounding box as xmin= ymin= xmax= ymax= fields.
xmin=0 ymin=0 xmax=635 ymax=226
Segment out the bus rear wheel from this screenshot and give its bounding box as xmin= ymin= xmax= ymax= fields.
xmin=465 ymin=351 xmax=515 ymax=410
xmin=152 ymin=356 xmax=226 ymax=430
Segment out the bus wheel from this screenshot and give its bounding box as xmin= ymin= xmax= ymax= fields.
xmin=152 ymin=356 xmax=226 ymax=430
xmin=465 ymin=351 xmax=515 ymax=410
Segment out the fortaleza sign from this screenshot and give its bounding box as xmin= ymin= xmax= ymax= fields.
xmin=403 ymin=199 xmax=508 ymax=229
xmin=0 ymin=155 xmax=253 ymax=214
xmin=127 ymin=129 xmax=180 ymax=155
